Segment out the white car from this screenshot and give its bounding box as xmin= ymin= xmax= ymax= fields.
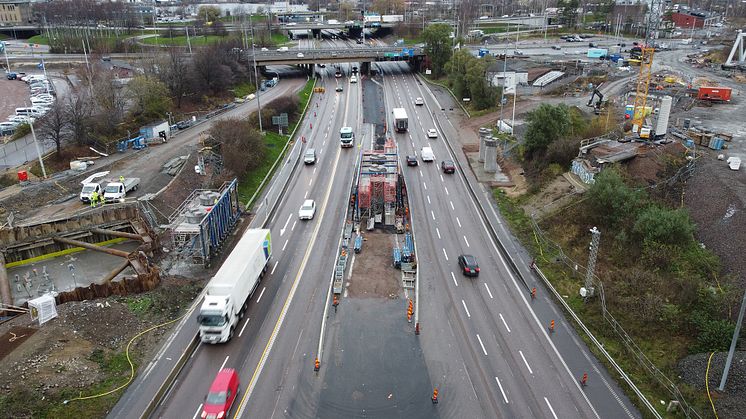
xmin=261 ymin=47 xmax=269 ymax=51
xmin=277 ymin=46 xmax=289 ymax=52
xmin=297 ymin=52 xmax=304 ymax=58
xmin=415 ymin=97 xmax=424 ymax=106
xmin=8 ymin=115 xmax=33 ymax=124
xmin=350 ymin=75 xmax=357 ymax=83
xmin=298 ymin=199 xmax=316 ymax=220
xmin=427 ymin=129 xmax=438 ymax=139
xmin=0 ymin=122 xmax=18 ymax=129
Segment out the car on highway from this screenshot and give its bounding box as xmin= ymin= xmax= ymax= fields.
xmin=261 ymin=47 xmax=269 ymax=51
xmin=304 ymin=148 xmax=317 ymax=165
xmin=298 ymin=199 xmax=316 ymax=220
xmin=277 ymin=46 xmax=288 ymax=52
xmin=421 ymin=146 xmax=435 ymax=162
xmin=457 ymin=254 xmax=480 ymax=277
xmin=415 ymin=97 xmax=424 ymax=106
xmin=552 ymin=45 xmax=562 ymax=50
xmin=201 ymin=368 xmax=239 ymax=419
xmin=406 ymin=155 xmax=418 ymax=166
xmin=352 ymin=66 xmax=358 ymax=74
xmin=335 ymin=85 xmax=343 ymax=92
xmin=441 ymin=160 xmax=455 ymax=174
xmin=335 ymin=71 xmax=342 ymax=78
xmin=427 ymin=128 xmax=438 ymax=139
xmin=514 ymin=50 xmax=524 ymax=56
xmin=350 ymin=75 xmax=357 ymax=83
xmin=297 ymin=52 xmax=304 ymax=58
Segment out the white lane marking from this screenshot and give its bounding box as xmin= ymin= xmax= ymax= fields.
xmin=519 ymin=350 xmax=534 ymax=375
xmin=456 ymin=217 xmax=461 ymax=227
xmin=419 ymin=170 xmax=423 ymax=178
xmin=256 ymin=287 xmax=266 ymax=303
xmin=451 ymin=272 xmax=458 ymax=287
xmin=291 ymin=221 xmax=297 ymax=231
xmin=322 ymin=140 xmax=326 ymax=146
xmin=495 ymin=376 xmax=509 ymax=404
xmin=313 ymin=167 xmax=316 ymax=175
xmin=545 ymin=397 xmax=559 ymax=419
xmin=304 ymin=191 xmax=308 ymax=199
xmin=427 ymin=195 xmax=431 ymax=204
xmin=440 ymin=174 xmax=444 ymax=182
xmin=464 ymin=236 xmax=470 ymax=247
xmin=442 ymin=248 xmax=449 ymax=261
xmin=270 ymin=260 xmax=279 ymax=275
xmin=445 ymin=186 xmax=449 ymax=195
xmin=450 ymin=201 xmax=455 ymax=210
xmin=462 ymin=299 xmax=471 ymax=318
xmin=484 ymin=283 xmax=493 ymax=299
xmin=431 ymin=210 xmax=435 ymax=220
xmin=436 ymin=227 xmax=441 ymax=239
xmin=423 ymin=182 xmax=427 ymax=190
xmin=476 ymin=334 xmax=488 ymax=356
xmin=499 ymin=313 xmax=512 ymax=333
xmin=280 ymin=213 xmax=292 ymax=236
xmin=238 ymin=317 xmax=251 ymax=337
xmin=219 ymin=355 xmax=230 ymax=371
xmin=309 ymin=178 xmax=313 ymax=186
xmin=192 ymin=404 xmax=203 ymax=419
xmin=282 ymin=239 xmax=289 ymax=251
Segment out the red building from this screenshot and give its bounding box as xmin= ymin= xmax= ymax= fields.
xmin=669 ymin=12 xmax=704 ymax=28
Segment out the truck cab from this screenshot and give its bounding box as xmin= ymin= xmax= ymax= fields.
xmin=198 ymin=295 xmax=235 ymax=343
xmin=340 ymin=127 xmax=354 ymax=148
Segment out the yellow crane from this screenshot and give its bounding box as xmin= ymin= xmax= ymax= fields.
xmin=630 ymin=0 xmax=662 ymax=139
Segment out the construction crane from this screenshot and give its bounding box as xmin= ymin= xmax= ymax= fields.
xmin=630 ymin=0 xmax=662 ymax=138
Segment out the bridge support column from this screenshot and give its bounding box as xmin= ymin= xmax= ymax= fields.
xmin=361 ymin=61 xmax=371 ymax=76
xmin=311 ymin=28 xmax=321 ymax=39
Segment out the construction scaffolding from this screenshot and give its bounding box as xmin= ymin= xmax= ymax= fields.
xmin=167 ymin=179 xmax=242 ymax=266
xmin=356 ymin=140 xmax=400 ymax=227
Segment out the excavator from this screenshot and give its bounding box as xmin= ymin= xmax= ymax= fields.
xmin=586 ymin=88 xmax=605 ymax=115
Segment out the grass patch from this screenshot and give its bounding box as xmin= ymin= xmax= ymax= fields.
xmin=28 ymin=34 xmax=49 ymax=45
xmin=125 ymin=296 xmax=154 ymax=316
xmin=232 ymin=81 xmax=256 ymax=98
xmin=140 ymin=34 xmax=232 ymax=46
xmin=237 ymin=131 xmax=290 ymax=203
xmin=271 ymin=32 xmax=290 ymax=45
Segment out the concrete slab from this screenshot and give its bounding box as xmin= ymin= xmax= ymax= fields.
xmin=465 ymin=152 xmax=513 ymax=186
xmin=7 ymin=241 xmax=139 ymax=306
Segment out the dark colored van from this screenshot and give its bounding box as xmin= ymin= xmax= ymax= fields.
xmin=201 ymin=368 xmax=239 ymax=419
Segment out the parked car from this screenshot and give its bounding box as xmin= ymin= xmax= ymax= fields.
xmin=176 ymin=120 xmax=192 ymax=130
xmin=201 ymin=369 xmax=239 ymax=419
xmin=457 ymin=254 xmax=480 ymax=277
xmin=298 ymin=199 xmax=316 ymax=220
xmin=406 ymin=155 xmax=418 ymax=166
xmin=441 ymin=160 xmax=455 ymax=174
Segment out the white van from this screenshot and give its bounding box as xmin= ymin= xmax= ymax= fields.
xmin=31 ymin=97 xmax=53 ymax=106
xmin=421 ymin=146 xmax=435 ymax=162
xmin=16 ymin=107 xmax=43 ymax=117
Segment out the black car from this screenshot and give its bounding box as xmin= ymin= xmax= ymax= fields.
xmin=441 ymin=160 xmax=455 ymax=174
xmin=406 ymin=155 xmax=418 ymax=166
xmin=588 ymin=42 xmax=596 ymax=48
xmin=335 ymin=86 xmax=343 ymax=92
xmin=176 ymin=120 xmax=192 ymax=130
xmin=458 ymin=255 xmax=480 ymax=277
xmin=352 ymin=66 xmax=358 ymax=74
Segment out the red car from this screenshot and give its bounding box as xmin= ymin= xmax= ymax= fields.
xmin=441 ymin=160 xmax=456 ymax=174
xmin=202 ymin=368 xmax=239 ymax=419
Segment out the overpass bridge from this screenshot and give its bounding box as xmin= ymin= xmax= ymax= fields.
xmin=250 ymin=46 xmax=425 ymax=73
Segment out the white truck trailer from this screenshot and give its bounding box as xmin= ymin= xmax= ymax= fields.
xmin=198 ymin=229 xmax=272 ymax=344
xmin=393 ymin=107 xmax=408 ymax=132
xmin=103 ymin=177 xmax=140 ymax=202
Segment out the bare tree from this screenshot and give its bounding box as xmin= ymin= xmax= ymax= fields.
xmin=66 ymin=90 xmax=93 ymax=146
xmin=37 ymin=101 xmax=69 ymax=156
xmin=191 ymin=47 xmax=234 ymax=95
xmin=91 ymin=70 xmax=127 ymax=135
xmin=156 ymin=48 xmax=191 ymax=108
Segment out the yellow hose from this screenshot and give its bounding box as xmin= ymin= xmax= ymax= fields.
xmin=705 ymin=351 xmax=719 ymax=419
xmin=63 ymin=313 xmax=186 ymax=404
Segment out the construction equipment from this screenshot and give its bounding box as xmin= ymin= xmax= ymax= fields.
xmin=586 ymin=88 xmax=605 ymax=115
xmin=630 ymin=0 xmax=662 ymax=137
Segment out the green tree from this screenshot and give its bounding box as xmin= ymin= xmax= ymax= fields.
xmin=127 ymin=76 xmax=173 ymax=119
xmin=633 ymin=206 xmax=696 ymax=247
xmin=585 ymin=168 xmax=645 ymax=228
xmin=198 ymin=6 xmax=221 ymax=23
xmin=523 ymin=104 xmax=574 ymax=157
xmin=559 ymin=0 xmax=580 ymax=28
xmin=422 ymin=23 xmax=452 ymax=78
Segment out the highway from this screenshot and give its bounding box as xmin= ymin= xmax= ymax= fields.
xmin=108 ymin=33 xmax=645 ymax=419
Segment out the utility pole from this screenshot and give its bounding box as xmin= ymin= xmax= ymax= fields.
xmin=582 ymin=227 xmax=600 ymax=300
xmin=27 ymin=102 xmax=47 ymax=179
xmin=250 ymin=15 xmax=263 ymax=133
xmin=719 ymin=289 xmax=746 ymax=391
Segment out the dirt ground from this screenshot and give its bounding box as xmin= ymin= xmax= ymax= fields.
xmin=347 ymin=230 xmax=402 ymax=298
xmin=0 ymin=276 xmax=202 ymax=418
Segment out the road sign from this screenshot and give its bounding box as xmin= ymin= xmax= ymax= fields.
xmin=272 ymin=113 xmax=289 ymax=134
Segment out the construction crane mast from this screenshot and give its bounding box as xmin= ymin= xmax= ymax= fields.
xmin=631 ymin=0 xmax=663 ymax=136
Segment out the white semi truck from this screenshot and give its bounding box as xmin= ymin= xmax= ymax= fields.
xmin=198 ymin=229 xmax=272 ymax=344
xmin=393 ymin=108 xmax=408 ymax=132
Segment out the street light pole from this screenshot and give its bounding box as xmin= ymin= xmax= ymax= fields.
xmin=250 ymin=15 xmax=263 ymax=133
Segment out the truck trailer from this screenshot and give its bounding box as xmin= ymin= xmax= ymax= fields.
xmin=392 ymin=108 xmax=408 ymax=132
xmin=697 ymin=86 xmax=732 ymax=102
xmin=198 ymin=229 xmax=272 ymax=344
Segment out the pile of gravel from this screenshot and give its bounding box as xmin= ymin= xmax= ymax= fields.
xmin=677 ymin=351 xmax=746 ymax=417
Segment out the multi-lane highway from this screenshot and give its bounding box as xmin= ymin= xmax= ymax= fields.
xmin=109 ymin=32 xmax=645 ymax=419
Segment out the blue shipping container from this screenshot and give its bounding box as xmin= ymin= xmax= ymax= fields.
xmin=587 ymin=48 xmax=608 ymax=59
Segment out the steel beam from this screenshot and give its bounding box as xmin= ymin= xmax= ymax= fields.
xmin=52 ymin=237 xmax=130 ymax=258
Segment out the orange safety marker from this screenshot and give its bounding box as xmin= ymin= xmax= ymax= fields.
xmin=314 ymin=357 xmax=320 ymax=372
xmin=531 ymin=287 xmax=537 ymax=300
xmin=580 ymin=372 xmax=588 ymax=387
xmin=549 ymin=320 xmax=555 ymax=333
xmin=431 ymin=388 xmax=439 ymax=404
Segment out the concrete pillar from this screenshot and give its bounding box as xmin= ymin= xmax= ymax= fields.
xmin=478 ymin=127 xmax=490 ymax=162
xmin=484 ymin=138 xmax=498 ymax=173
xmin=0 ymin=252 xmax=12 ymax=310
